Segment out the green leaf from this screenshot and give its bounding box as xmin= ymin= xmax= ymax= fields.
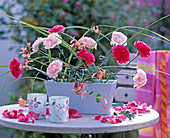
xmin=96 ymin=93 xmax=101 ymax=98
xmin=96 ymin=98 xmax=100 ymax=103
xmin=119 ymin=111 xmax=135 ymax=120
xmin=96 ymin=93 xmax=101 ymax=103
xmin=37 ymin=101 xmax=41 ymax=104
xmin=89 ymin=91 xmax=94 ymax=95
xmin=112 ymin=103 xmax=124 ymax=107
xmin=100 ymin=79 xmax=103 ymax=83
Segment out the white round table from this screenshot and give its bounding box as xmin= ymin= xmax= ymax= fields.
xmin=0 ymin=104 xmax=159 ymax=134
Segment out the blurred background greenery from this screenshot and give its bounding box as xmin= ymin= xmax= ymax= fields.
xmin=0 ymin=0 xmax=169 ymax=137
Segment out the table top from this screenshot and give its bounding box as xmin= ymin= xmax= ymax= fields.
xmin=0 ymin=104 xmax=159 ymax=134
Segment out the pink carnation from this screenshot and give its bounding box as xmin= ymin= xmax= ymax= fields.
xmin=48 ymin=25 xmax=65 ymax=34
xmin=80 ymin=37 xmax=97 ymax=50
xmin=32 ymin=37 xmax=44 ymax=52
xmin=9 ymin=58 xmax=23 ymax=79
xmin=43 ymin=33 xmax=62 ymax=49
xmin=111 ymin=32 xmax=127 ymax=46
xmin=112 ymin=45 xmax=130 ymax=64
xmin=133 ymin=69 xmax=147 ymax=88
xmin=47 ymin=60 xmax=63 ymax=78
xmin=76 ymin=50 xmax=95 ymax=66
xmin=134 ymin=41 xmax=151 ymax=57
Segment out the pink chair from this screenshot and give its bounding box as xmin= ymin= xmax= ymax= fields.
xmin=136 ymin=50 xmax=170 ymax=138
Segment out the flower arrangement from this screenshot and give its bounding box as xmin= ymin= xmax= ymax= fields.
xmin=1 ymin=13 xmax=169 ymax=111
xmin=8 ymin=24 xmax=150 ymax=109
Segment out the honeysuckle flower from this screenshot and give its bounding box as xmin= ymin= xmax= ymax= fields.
xmin=72 ymin=81 xmax=86 ymax=93
xmin=43 ymin=33 xmax=62 ymax=49
xmin=9 ymin=58 xmax=23 ymax=79
xmin=133 ymin=69 xmax=147 ymax=88
xmin=70 ymin=37 xmax=85 ymax=50
xmin=20 ymin=42 xmax=34 ymax=70
xmin=22 ymin=59 xmax=33 ymax=70
xmin=18 ymin=97 xmax=27 ymax=107
xmin=92 ymin=67 xmax=106 ymax=80
xmin=92 ymin=26 xmax=99 ymax=33
xmin=112 ymin=45 xmax=130 ymax=64
xmin=47 ymin=60 xmax=63 ymax=78
xmin=99 ymin=96 xmax=107 ymax=110
xmin=77 ymin=90 xmax=88 ymax=100
xmin=134 ymin=41 xmax=151 ymax=57
xmin=21 ymin=42 xmax=34 ymax=58
xmin=72 ymin=81 xmax=88 ymax=99
xmin=110 ymin=32 xmax=127 ymax=46
xmin=80 ymin=37 xmax=97 ymax=50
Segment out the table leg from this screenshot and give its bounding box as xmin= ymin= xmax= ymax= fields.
xmin=122 ymin=132 xmax=125 ymax=138
xmin=80 ymin=134 xmax=97 ymax=138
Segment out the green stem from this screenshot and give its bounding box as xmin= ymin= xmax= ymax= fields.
xmin=125 ymin=14 xmax=170 ymax=44
xmin=0 ymin=71 xmax=10 ymax=78
xmin=61 ymin=54 xmax=73 ymax=82
xmin=114 ymin=54 xmax=138 ymax=75
xmin=0 ymin=65 xmax=9 ymax=67
xmin=100 ymin=48 xmax=113 ymax=66
xmin=81 ymin=72 xmax=91 ymax=82
xmin=48 ymin=49 xmax=52 ymax=63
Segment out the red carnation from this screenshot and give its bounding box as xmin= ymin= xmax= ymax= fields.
xmin=9 ymin=58 xmax=23 ymax=79
xmin=112 ymin=45 xmax=130 ymax=64
xmin=48 ymin=25 xmax=65 ymax=34
xmin=76 ymin=50 xmax=95 ymax=66
xmin=134 ymin=41 xmax=151 ymax=57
